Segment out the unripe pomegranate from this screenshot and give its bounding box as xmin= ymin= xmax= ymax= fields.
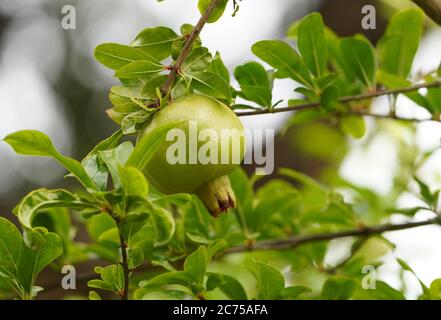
xmin=140 ymin=94 xmax=245 ymax=217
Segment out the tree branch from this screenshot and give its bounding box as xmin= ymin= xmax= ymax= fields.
xmin=225 ymin=217 xmax=441 ymax=253
xmin=42 ymin=217 xmax=440 ymax=294
xmin=235 ymin=81 xmax=441 ymax=121
xmin=118 ymin=232 xmax=130 ymax=300
xmin=413 ymin=0 xmax=441 ymax=25
xmin=150 ymin=0 xmax=222 ymax=108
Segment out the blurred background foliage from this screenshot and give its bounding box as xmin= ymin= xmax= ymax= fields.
xmin=1 ymin=0 xmax=441 ymax=299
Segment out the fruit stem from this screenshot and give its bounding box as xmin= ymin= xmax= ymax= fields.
xmin=196 ymin=175 xmax=237 ymax=217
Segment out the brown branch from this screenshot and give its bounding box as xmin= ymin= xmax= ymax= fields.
xmin=149 ymin=0 xmax=222 ymax=108
xmin=42 ymin=217 xmax=440 ymax=294
xmin=225 ymin=217 xmax=441 ymax=253
xmin=236 ymin=81 xmax=441 ymax=121
xmin=118 ymin=232 xmax=129 ymax=300
xmin=413 ymin=0 xmax=441 ymax=25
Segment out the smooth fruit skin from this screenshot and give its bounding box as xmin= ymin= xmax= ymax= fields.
xmin=140 ymin=94 xmax=245 ymax=216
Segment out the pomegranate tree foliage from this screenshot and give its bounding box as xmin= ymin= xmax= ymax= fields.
xmin=1 ymin=0 xmax=441 ymax=300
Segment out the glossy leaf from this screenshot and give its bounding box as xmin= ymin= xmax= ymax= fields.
xmin=115 ymin=60 xmax=164 ymax=79
xmin=208 ymin=52 xmax=230 ymax=84
xmin=206 ymin=272 xmax=248 ymax=300
xmin=182 ymin=47 xmax=212 ymax=72
xmin=94 ymin=43 xmax=158 ymax=70
xmin=99 ymin=141 xmax=134 ymax=188
xmin=131 ymin=26 xmax=179 ymax=61
xmin=0 ymin=217 xmax=63 ymax=300
xmin=340 ymin=38 xmax=376 ymax=88
xmin=190 ymin=71 xmax=232 ymax=102
xmin=3 ymin=130 xmax=96 ymax=189
xmin=13 ymin=188 xmax=96 ymax=234
xmin=379 ymin=8 xmax=424 ymax=77
xmin=184 ymin=246 xmax=208 ymax=285
xmin=252 ymin=40 xmax=313 ymax=88
xmin=297 ymin=12 xmax=326 ymax=77
xmin=321 ymin=276 xmax=356 ymax=300
xmin=198 ymin=0 xmax=229 ymax=23
xmin=249 ymin=261 xmax=285 ymax=300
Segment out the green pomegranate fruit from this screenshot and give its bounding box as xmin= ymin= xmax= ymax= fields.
xmin=140 ymin=94 xmax=245 ymax=217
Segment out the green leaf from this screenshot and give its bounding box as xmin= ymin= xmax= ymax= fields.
xmin=235 ymin=61 xmax=270 ymax=87
xmin=88 ymin=291 xmax=102 ymax=300
xmin=190 ymin=71 xmax=232 ymax=102
xmin=131 ymin=26 xmax=179 ymax=61
xmin=355 ymin=280 xmax=405 ymax=300
xmin=208 ymin=52 xmax=230 ymax=84
xmin=0 ymin=217 xmax=23 ymax=289
xmin=321 ymin=276 xmax=356 ymax=300
xmin=249 ymin=261 xmax=285 ymax=300
xmin=339 ymin=116 xmax=366 ymax=139
xmin=340 ymin=37 xmax=376 ymax=87
xmin=238 ymin=86 xmax=272 ymax=108
xmin=127 ymin=247 xmax=144 ymax=270
xmin=88 ymin=264 xmax=125 ymax=295
xmin=379 ymin=8 xmax=424 ymax=77
xmin=111 ymin=85 xmax=146 ymax=99
xmin=297 ymin=12 xmax=326 ymax=77
xmin=150 ymin=205 xmax=176 ymax=246
xmin=427 ymin=87 xmax=441 ymax=113
xmin=252 ymin=40 xmax=313 ymax=88
xmin=119 ymin=166 xmax=149 ymax=198
xmin=3 ymin=130 xmax=96 ymax=189
xmin=414 ymin=177 xmax=436 ymax=207
xmin=234 ymin=62 xmax=272 ymax=107
xmin=94 ymin=43 xmax=158 ymax=70
xmin=139 ymin=271 xmax=193 ymax=289
xmin=0 ymin=218 xmax=63 ymax=299
xmin=99 ymin=141 xmax=134 ymax=188
xmin=430 ymin=279 xmax=441 ymax=300
xmin=397 ymin=258 xmax=429 ymax=294
xmin=198 ymin=0 xmax=229 ymax=23
xmin=320 ymin=86 xmax=339 ymax=111
xmin=18 ymin=232 xmax=63 ymax=298
xmin=81 ymin=130 xmax=124 ymax=191
xmin=141 ymin=75 xmax=168 ymax=99
xmin=13 ymin=189 xmax=96 ymax=236
xmin=126 ymin=120 xmax=184 ymax=170
xmin=205 ymin=272 xmax=248 ymax=300
xmin=182 ymin=47 xmax=212 ymax=72
xmin=184 ymin=246 xmax=208 ymax=285
xmin=115 ymin=60 xmax=164 ymax=79
xmin=121 ymin=110 xmax=154 ymax=135
xmin=280 ymin=286 xmax=311 ymax=299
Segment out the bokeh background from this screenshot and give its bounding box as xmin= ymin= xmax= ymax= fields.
xmin=1 ymin=0 xmax=441 ymax=299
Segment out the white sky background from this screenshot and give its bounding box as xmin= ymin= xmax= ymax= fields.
xmin=0 ymin=0 xmax=440 ymax=298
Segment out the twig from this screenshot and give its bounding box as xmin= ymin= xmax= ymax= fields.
xmin=224 ymin=217 xmax=441 ymax=253
xmin=118 ymin=232 xmax=130 ymax=300
xmin=235 ymin=81 xmax=441 ymax=121
xmin=42 ymin=217 xmax=440 ymax=293
xmin=413 ymin=0 xmax=441 ymax=25
xmin=149 ymin=0 xmax=222 ymax=108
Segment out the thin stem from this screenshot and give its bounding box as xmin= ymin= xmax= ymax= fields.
xmin=235 ymin=81 xmax=441 ymax=120
xmin=225 ymin=217 xmax=441 ymax=253
xmin=149 ymin=0 xmax=222 ymax=108
xmin=42 ymin=217 xmax=441 ymax=294
xmin=118 ymin=231 xmax=130 ymax=300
